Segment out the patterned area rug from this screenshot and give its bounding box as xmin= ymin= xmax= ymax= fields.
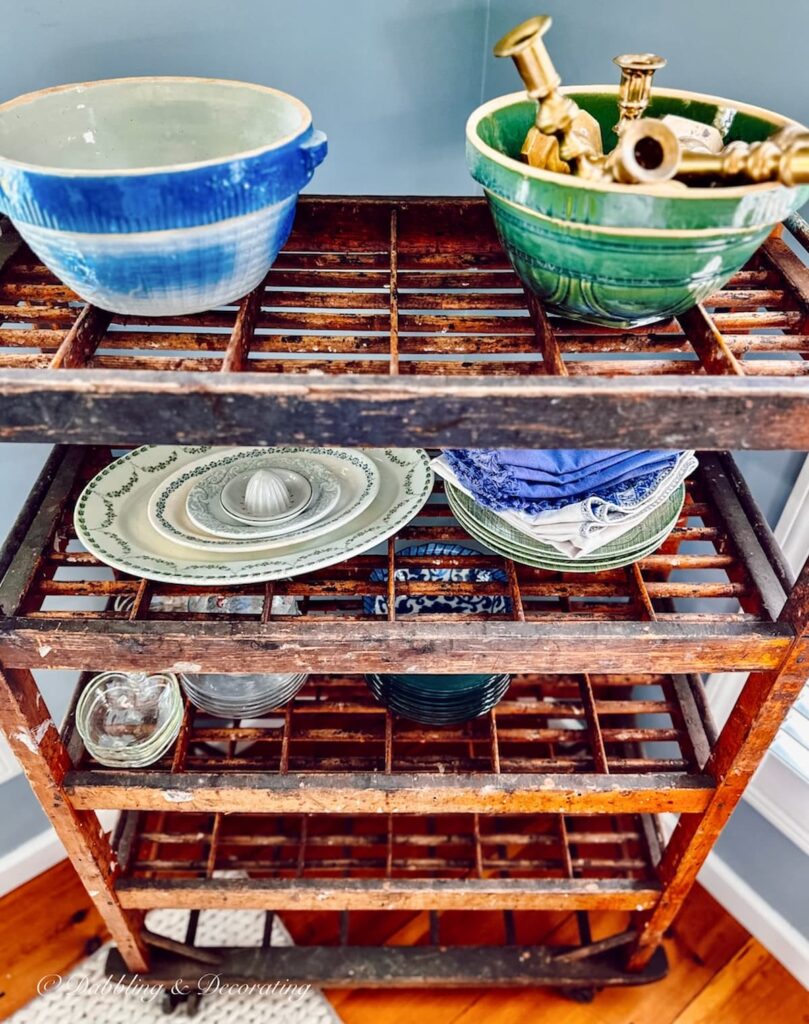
xmin=10 ymin=909 xmax=342 ymax=1023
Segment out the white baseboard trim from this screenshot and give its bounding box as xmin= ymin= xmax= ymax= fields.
xmin=0 ymin=828 xmax=65 ymax=898
xmin=0 ymin=812 xmax=119 ymax=899
xmin=699 ymin=851 xmax=809 ymax=989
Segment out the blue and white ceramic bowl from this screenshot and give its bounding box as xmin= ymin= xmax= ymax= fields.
xmin=0 ymin=77 xmax=327 ymax=314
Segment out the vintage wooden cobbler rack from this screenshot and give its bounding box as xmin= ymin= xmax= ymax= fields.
xmin=1 ymin=196 xmax=809 ymax=999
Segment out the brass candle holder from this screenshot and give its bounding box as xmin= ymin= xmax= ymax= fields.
xmin=494 ymin=15 xmax=604 ymax=177
xmin=605 ymin=118 xmax=681 ymax=184
xmin=678 ymin=125 xmax=809 ymax=186
xmin=613 ymin=53 xmax=666 ymax=132
xmin=492 ymin=15 xmax=809 ymax=190
xmin=613 ymin=52 xmax=722 ymax=155
xmin=603 ymin=120 xmax=809 ymax=186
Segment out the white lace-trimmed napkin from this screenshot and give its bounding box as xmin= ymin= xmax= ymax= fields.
xmin=434 ymin=452 xmax=697 ymax=558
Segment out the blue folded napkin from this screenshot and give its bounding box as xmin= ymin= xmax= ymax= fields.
xmin=443 ymin=448 xmax=681 ymax=515
xmin=498 ymin=448 xmax=669 ymax=485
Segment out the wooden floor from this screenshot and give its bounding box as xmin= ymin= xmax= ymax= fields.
xmin=0 ymin=860 xmax=806 ymax=1022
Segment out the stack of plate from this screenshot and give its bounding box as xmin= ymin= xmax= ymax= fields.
xmin=74 ymin=445 xmax=433 ymax=586
xmin=180 ymin=672 xmax=309 ymax=718
xmin=75 ymin=671 xmax=183 ymax=767
xmin=150 ymin=446 xmax=381 ymax=551
xmin=445 ymin=482 xmax=685 ymax=573
xmin=366 ymin=672 xmax=511 ymax=726
xmin=363 ymin=542 xmax=512 ymax=617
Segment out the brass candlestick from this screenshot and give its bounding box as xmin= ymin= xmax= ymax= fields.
xmin=494 ymin=15 xmax=604 ymax=177
xmin=678 ymin=125 xmax=809 ymax=186
xmin=613 ymin=52 xmax=724 ymax=159
xmin=613 ymin=53 xmax=666 ymax=133
xmin=603 ymin=120 xmax=809 ymax=186
xmin=606 ymin=118 xmax=681 ymax=184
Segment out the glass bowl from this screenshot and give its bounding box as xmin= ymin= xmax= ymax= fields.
xmin=76 ymin=671 xmax=182 ymax=766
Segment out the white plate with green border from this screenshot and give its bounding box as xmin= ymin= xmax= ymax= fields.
xmin=75 ymin=446 xmax=433 ymax=585
xmin=148 ymin=447 xmax=376 ymax=552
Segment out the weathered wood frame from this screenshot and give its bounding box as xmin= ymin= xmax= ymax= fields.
xmin=0 ymin=198 xmax=807 ymax=989
xmin=0 ymin=199 xmax=807 ymax=449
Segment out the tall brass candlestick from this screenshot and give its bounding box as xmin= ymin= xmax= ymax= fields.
xmin=613 ymin=53 xmax=666 ymax=133
xmin=494 ymin=15 xmax=604 ymax=176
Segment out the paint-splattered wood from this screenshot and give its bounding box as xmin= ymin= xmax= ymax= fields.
xmin=0 ymin=666 xmax=149 ymax=971
xmin=60 ymin=666 xmax=716 ymax=814
xmin=104 ymin=940 xmax=668 ymax=989
xmin=114 ymin=877 xmax=663 ymax=912
xmin=0 ymin=198 xmax=807 ymax=448
xmin=64 ymin=769 xmax=715 ymax=816
xmin=5 ymin=371 xmax=809 ymax=448
xmin=48 ymin=305 xmax=112 ymax=370
xmin=628 ymin=543 xmax=809 ymax=969
xmin=108 ymin=808 xmax=661 ymax=915
xmin=0 ymin=617 xmax=795 ymax=674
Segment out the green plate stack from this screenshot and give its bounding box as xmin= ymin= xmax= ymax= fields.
xmin=445 ymin=482 xmax=685 ymax=572
xmin=365 ymin=672 xmax=511 ymax=726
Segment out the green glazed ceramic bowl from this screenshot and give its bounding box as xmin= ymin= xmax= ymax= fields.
xmin=466 ymin=86 xmax=809 ymax=327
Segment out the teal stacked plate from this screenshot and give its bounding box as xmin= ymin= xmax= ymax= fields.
xmin=445 ymin=482 xmax=685 ymax=572
xmin=366 ymin=672 xmax=511 ymax=725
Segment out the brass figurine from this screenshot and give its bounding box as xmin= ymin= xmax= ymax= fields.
xmin=613 ymin=53 xmax=666 ymax=132
xmin=494 ymin=15 xmax=604 ymax=176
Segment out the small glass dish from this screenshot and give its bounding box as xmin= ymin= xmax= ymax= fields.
xmin=75 ymin=671 xmax=183 ymax=767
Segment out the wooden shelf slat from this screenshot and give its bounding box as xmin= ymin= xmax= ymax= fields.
xmin=65 ymin=768 xmax=715 ymax=816
xmin=1 ymin=197 xmax=808 ymax=448
xmin=115 ymin=876 xmax=662 ymax=912
xmin=110 ymin=809 xmax=662 ymax=912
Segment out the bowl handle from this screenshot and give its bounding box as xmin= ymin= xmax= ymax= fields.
xmin=300 ymin=129 xmax=328 ymax=174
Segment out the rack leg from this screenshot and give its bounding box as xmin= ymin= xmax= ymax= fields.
xmin=628 ymin=565 xmax=809 ymax=969
xmin=0 ymin=667 xmax=149 ymax=972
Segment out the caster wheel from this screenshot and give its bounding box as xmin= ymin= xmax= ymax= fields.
xmin=160 ymin=990 xmax=178 ymax=1015
xmin=563 ymin=986 xmax=598 ymax=1004
xmin=186 ymin=993 xmax=203 ymax=1018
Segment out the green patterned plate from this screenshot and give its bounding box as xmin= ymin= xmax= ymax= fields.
xmin=447 ymin=491 xmax=678 ymax=572
xmin=74 ymin=446 xmax=433 ymax=586
xmin=446 ymin=483 xmax=683 ymax=572
xmin=449 ymin=501 xmax=671 ymax=572
xmin=447 ymin=482 xmax=683 ymax=559
xmin=149 ymin=447 xmax=377 ymax=552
